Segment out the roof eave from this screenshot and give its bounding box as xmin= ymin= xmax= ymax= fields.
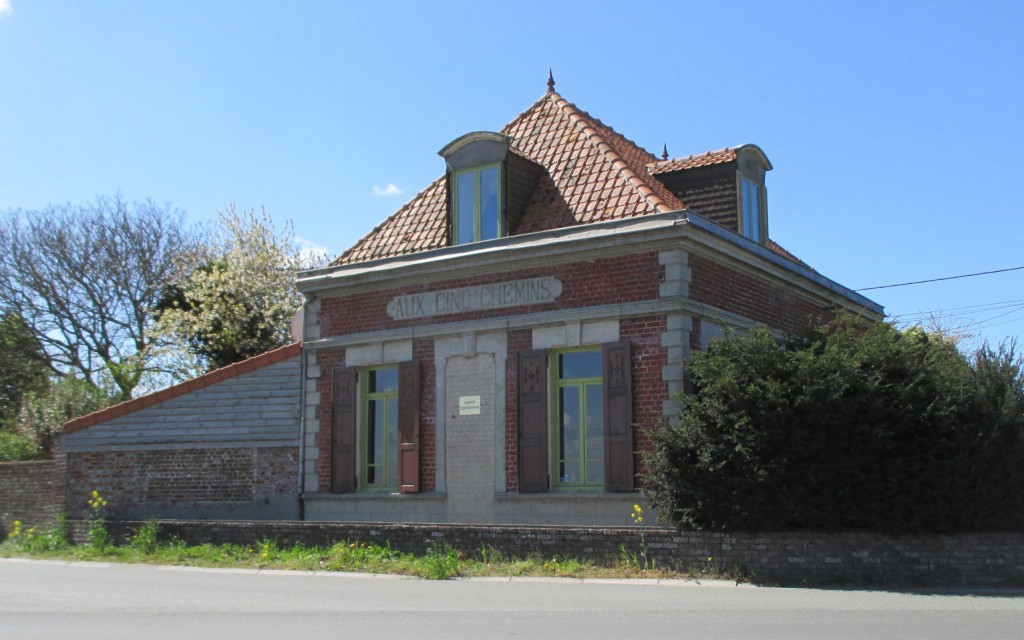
xmin=297 ymin=213 xmax=883 ymax=317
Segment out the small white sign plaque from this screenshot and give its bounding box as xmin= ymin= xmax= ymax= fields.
xmin=459 ymin=396 xmax=481 ymax=416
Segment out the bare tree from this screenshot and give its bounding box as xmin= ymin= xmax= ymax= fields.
xmin=0 ymin=196 xmax=201 ymax=400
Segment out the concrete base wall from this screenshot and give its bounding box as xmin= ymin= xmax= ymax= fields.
xmin=303 ymin=492 xmax=448 ymax=523
xmin=302 ymin=492 xmax=642 ymax=526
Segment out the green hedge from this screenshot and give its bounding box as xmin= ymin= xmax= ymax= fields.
xmin=644 ymin=321 xmax=1024 ymax=532
xmin=0 ymin=430 xmax=39 ymax=462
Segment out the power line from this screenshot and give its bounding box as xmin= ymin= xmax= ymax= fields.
xmin=956 ymin=303 xmax=1024 ymax=331
xmin=855 ymin=265 xmax=1024 ymax=292
xmin=891 ymin=299 xmax=1024 ymax=323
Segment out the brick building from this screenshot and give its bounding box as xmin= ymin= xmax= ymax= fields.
xmin=46 ymin=79 xmax=880 ymax=526
xmin=295 ymin=78 xmax=882 ymax=525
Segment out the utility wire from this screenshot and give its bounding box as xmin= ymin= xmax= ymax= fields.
xmin=891 ymin=299 xmax=1024 ymax=322
xmin=955 ymin=303 xmax=1024 ymax=331
xmin=855 ymin=265 xmax=1024 ymax=292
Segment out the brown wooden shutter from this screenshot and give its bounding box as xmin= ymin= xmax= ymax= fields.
xmin=518 ymin=349 xmax=549 ymax=493
xmin=397 ymin=360 xmax=421 ymax=493
xmin=603 ymin=341 xmax=634 ymax=492
xmin=331 ymin=367 xmax=358 ymax=493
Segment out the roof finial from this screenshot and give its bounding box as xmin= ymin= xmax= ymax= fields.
xmin=661 ymin=144 xmax=669 ymax=160
xmin=547 ymin=68 xmax=555 ymax=93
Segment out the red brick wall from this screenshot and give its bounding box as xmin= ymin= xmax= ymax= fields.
xmin=689 ymin=254 xmax=831 ymax=336
xmin=621 ymin=315 xmax=668 ymax=482
xmin=0 ymin=461 xmax=63 ymax=533
xmin=414 ymin=339 xmax=437 ymax=493
xmin=64 ymin=447 xmax=298 ymax=517
xmin=320 ymin=252 xmax=663 ymax=337
xmin=503 ymin=316 xmax=667 ymax=492
xmin=314 ymin=343 xmax=437 ymax=494
xmin=314 ymin=348 xmax=346 ymax=492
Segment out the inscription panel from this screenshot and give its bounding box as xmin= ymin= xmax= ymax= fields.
xmin=387 ymin=277 xmax=563 ymax=320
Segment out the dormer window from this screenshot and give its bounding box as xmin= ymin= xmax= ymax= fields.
xmin=648 ymin=143 xmax=772 ymax=246
xmin=735 ymin=146 xmax=771 ymax=244
xmin=439 ymin=132 xmax=510 ymax=246
xmin=454 ymin=163 xmax=502 ymax=244
xmin=439 ymin=130 xmax=544 ymax=247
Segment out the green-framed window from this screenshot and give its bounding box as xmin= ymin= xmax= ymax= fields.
xmin=360 ymin=365 xmax=399 ymax=490
xmin=453 ymin=163 xmax=502 ymax=244
xmin=549 ymin=348 xmax=604 ymax=489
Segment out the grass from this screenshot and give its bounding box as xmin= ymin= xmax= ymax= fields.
xmin=0 ymin=520 xmax=744 ymax=582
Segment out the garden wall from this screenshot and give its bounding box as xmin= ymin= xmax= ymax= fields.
xmin=80 ymin=519 xmax=1024 ymax=587
xmin=62 ymin=345 xmax=303 ymax=521
xmin=0 ymin=460 xmax=63 ymax=536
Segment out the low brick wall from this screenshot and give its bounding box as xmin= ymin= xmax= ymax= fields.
xmin=65 ymin=447 xmax=300 ymax=521
xmin=0 ymin=461 xmax=63 ymax=536
xmin=76 ymin=519 xmax=1024 ymax=587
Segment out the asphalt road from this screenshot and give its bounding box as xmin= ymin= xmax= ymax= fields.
xmin=2 ymin=558 xmax=1022 ymax=639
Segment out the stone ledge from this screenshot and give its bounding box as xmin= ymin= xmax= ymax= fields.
xmin=303 ymin=492 xmax=446 ymax=502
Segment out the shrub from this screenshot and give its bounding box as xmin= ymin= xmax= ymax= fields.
xmin=0 ymin=430 xmax=38 ymax=461
xmin=644 ymin=321 xmax=1024 ymax=532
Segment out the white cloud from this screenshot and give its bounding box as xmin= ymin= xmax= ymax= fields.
xmin=372 ymin=183 xmax=403 ymax=197
xmin=294 ymin=236 xmax=329 ymax=268
xmin=0 ymin=1 xmax=13 ymax=18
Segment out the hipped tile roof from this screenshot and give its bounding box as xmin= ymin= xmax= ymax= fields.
xmin=332 ymin=89 xmax=810 ymax=270
xmin=332 ymin=89 xmax=685 ymax=266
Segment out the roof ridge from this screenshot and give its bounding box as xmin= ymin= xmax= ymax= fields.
xmin=547 ymin=93 xmax=681 ymax=214
xmin=500 ymin=90 xmax=560 ymax=136
xmin=331 ymin=176 xmax=446 ymax=266
xmin=579 ymin=108 xmax=659 ymax=164
xmin=647 ymin=146 xmax=739 ymax=175
xmin=650 ymin=146 xmax=736 ymax=166
xmin=63 ymin=342 xmax=303 ymax=435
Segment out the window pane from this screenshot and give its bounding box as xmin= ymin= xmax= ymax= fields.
xmin=456 ymin=171 xmax=476 ymax=243
xmin=560 ymin=351 xmax=601 ymax=380
xmin=585 ymin=383 xmax=604 ymax=485
xmin=559 ymin=387 xmax=581 ymax=483
xmin=742 ymin=179 xmax=751 ymax=236
xmin=370 ymin=367 xmax=398 ymax=393
xmin=479 ymin=165 xmax=500 ymax=240
xmin=748 ymin=182 xmax=760 ymax=242
xmin=387 ymin=397 xmax=398 ymax=488
xmin=742 ymin=179 xmax=761 ymax=242
xmin=366 ymin=398 xmax=382 ymax=484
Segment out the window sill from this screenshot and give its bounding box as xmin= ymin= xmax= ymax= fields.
xmin=303 ymin=491 xmax=446 ymax=501
xmin=494 ymin=492 xmax=637 ymax=501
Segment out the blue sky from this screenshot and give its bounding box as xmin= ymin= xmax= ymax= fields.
xmin=1 ymin=1 xmax=1022 ymax=349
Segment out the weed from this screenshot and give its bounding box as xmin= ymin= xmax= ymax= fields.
xmin=421 ymin=543 xmax=460 ymax=580
xmin=85 ymin=491 xmax=111 ymax=551
xmin=621 ymin=504 xmax=655 ymax=571
xmin=129 ymin=521 xmax=160 ymax=554
xmin=478 ymin=544 xmax=505 ymax=565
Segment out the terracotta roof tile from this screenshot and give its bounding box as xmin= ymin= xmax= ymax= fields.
xmin=331 ymin=90 xmax=685 ymax=266
xmin=330 ymin=95 xmax=810 ymax=269
xmin=768 ymin=240 xmax=813 ymax=270
xmin=647 ymin=147 xmax=738 ymax=174
xmin=63 ymin=342 xmax=303 ymax=435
